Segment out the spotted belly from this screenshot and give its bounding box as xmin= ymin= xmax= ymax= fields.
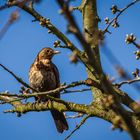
xmin=29 ymin=69 xmax=57 ymax=92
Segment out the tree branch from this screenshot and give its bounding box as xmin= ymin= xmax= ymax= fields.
xmin=82 ymin=0 xmax=140 ymax=139
xmin=115 ymin=77 xmax=140 ymax=88
xmin=103 ymin=0 xmax=140 ymax=34
xmin=0 ymin=80 xmax=90 ymax=99
xmin=0 ymin=9 xmax=19 ymax=40
xmin=0 ymin=63 xmax=36 ymax=91
xmin=65 ymin=114 xmax=91 ymax=140
xmin=1 ymin=94 xmax=140 ymax=134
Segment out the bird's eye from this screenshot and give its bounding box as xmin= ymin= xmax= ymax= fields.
xmin=46 ymin=50 xmax=50 ymax=53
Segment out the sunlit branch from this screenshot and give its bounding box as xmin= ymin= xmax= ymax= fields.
xmin=62 ymin=88 xmax=91 ymax=94
xmin=66 ymin=113 xmax=84 ymax=119
xmin=115 ymin=77 xmax=140 ymax=88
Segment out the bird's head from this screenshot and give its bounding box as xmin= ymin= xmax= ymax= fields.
xmin=37 ymin=47 xmax=60 ymax=61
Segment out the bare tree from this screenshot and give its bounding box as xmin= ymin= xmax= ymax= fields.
xmin=0 ymin=0 xmax=140 ymax=140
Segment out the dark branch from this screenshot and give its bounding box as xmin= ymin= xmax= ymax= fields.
xmin=0 ymin=63 xmax=36 ymax=91
xmin=132 ymin=41 xmax=140 ymax=49
xmin=65 ymin=115 xmax=91 ymax=140
xmin=0 ymin=80 xmax=92 ymax=100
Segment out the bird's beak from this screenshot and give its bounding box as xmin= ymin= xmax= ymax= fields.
xmin=53 ymin=50 xmax=60 ymax=54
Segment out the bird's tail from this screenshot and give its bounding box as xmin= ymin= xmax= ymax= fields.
xmin=51 ymin=110 xmax=69 ymax=133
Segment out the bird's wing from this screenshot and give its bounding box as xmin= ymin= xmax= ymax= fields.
xmin=51 ymin=62 xmax=60 ymax=98
xmin=51 ymin=62 xmax=60 ymax=87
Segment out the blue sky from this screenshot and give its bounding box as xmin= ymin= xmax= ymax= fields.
xmin=0 ymin=0 xmax=140 ymax=140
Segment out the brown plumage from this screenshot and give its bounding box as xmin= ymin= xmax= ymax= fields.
xmin=29 ymin=47 xmax=68 ymax=133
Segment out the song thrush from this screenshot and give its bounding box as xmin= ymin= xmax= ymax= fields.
xmin=29 ymin=47 xmax=68 ymax=133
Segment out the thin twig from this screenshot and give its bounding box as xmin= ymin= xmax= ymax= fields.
xmin=65 ymin=115 xmax=91 ymax=140
xmin=0 ymin=80 xmax=89 ymax=99
xmin=115 ymin=77 xmax=140 ymax=88
xmin=66 ymin=113 xmax=84 ymax=119
xmin=0 ymin=0 xmax=29 ymax=11
xmin=0 ymin=9 xmax=19 ymax=40
xmin=102 ymin=45 xmax=140 ymax=91
xmin=62 ymin=88 xmax=90 ymax=94
xmin=29 ymin=0 xmax=34 ymax=9
xmin=132 ymin=41 xmax=140 ymax=49
xmin=103 ymin=0 xmax=140 ymax=34
xmin=0 ymin=63 xmax=37 ymax=91
xmin=71 ymin=0 xmax=88 ymax=12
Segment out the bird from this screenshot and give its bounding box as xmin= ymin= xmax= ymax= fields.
xmin=29 ymin=47 xmax=68 ymax=133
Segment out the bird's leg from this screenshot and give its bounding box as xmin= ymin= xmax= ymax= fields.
xmin=19 ymin=86 xmax=31 ymax=94
xmin=34 ymin=96 xmax=42 ymax=103
xmin=19 ymin=86 xmax=31 ymax=102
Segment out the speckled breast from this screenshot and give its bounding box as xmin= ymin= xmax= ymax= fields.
xmin=29 ymin=67 xmax=57 ymax=92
